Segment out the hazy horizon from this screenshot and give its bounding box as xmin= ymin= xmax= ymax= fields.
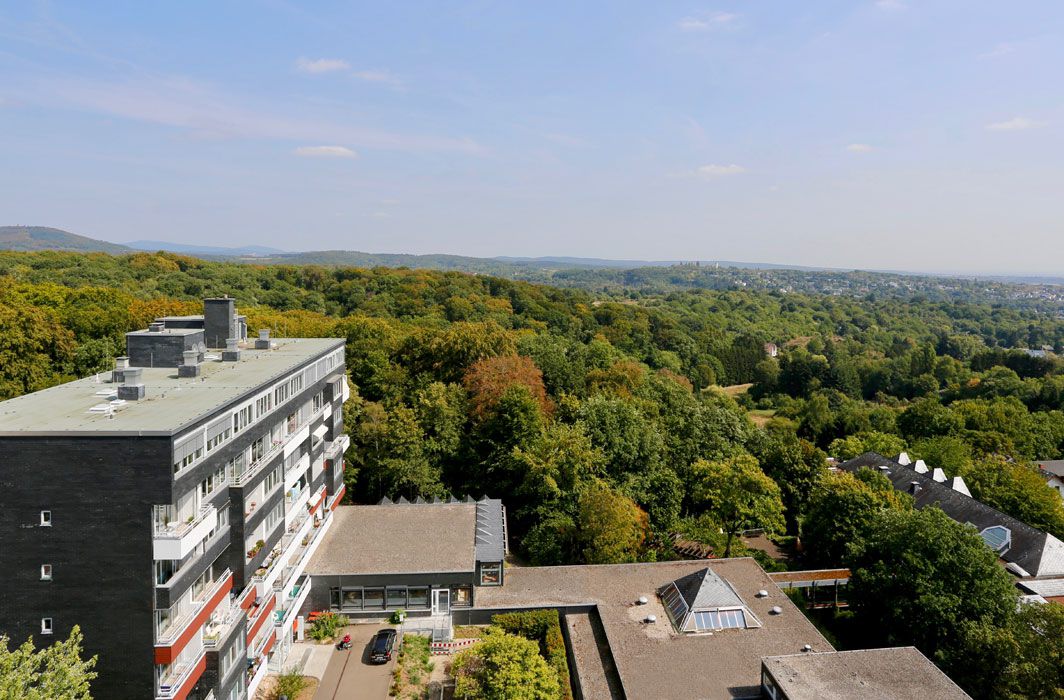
xmin=1 ymin=2 xmax=1062 ymax=275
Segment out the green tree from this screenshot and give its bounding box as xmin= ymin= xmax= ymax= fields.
xmin=956 ymin=457 xmax=1064 ymax=538
xmin=847 ymin=508 xmax=1018 ymax=659
xmin=452 ymin=629 xmax=561 ymax=700
xmin=690 ymin=453 xmax=785 ymax=557
xmin=750 ymin=432 xmax=825 ymax=535
xmin=0 ymin=625 xmax=97 ymax=700
xmin=801 ymin=469 xmax=910 ymax=567
xmin=574 ymin=481 xmax=649 ymax=564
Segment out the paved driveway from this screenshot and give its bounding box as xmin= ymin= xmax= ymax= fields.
xmin=313 ymin=625 xmax=397 ymax=700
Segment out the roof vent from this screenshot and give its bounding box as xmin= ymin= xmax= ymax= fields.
xmin=645 ymin=614 xmax=657 ymax=624
xmin=117 ymin=367 xmax=145 ymax=401
xmin=913 ymin=459 xmax=929 ymax=474
xmin=637 ymin=596 xmax=649 ymax=605
xmin=950 ymin=476 xmax=971 ymax=497
xmin=802 ymin=644 xmax=812 ymax=653
xmin=149 ymin=321 xmax=165 ymax=333
xmin=909 ymin=481 xmax=921 ymax=495
xmin=897 ymin=452 xmax=911 ymax=466
xmin=178 ymin=349 xmax=201 ymax=378
xmin=878 ymin=465 xmax=891 ymax=475
xmin=756 ymin=589 xmax=769 ymax=598
xmin=222 ymin=338 xmax=241 ymax=362
xmin=112 ymin=356 xmax=131 ymax=383
xmin=255 ymin=328 xmax=272 ymax=350
xmin=770 ymin=606 xmax=783 ymax=615
xmin=932 ymin=468 xmax=948 ymax=483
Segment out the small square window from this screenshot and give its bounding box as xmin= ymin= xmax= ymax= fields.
xmin=41 ymin=564 xmax=52 ymax=581
xmin=41 ymin=618 xmax=53 ymax=634
xmin=40 ymin=511 xmax=52 ymax=527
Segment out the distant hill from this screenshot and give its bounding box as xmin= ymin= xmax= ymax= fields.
xmin=0 ymin=226 xmax=133 ymax=254
xmin=125 ymin=240 xmax=286 ymax=257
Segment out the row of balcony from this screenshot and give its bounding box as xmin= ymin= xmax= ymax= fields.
xmin=229 ymin=404 xmax=330 ymax=486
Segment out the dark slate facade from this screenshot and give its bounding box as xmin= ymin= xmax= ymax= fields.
xmin=0 ymin=435 xmax=172 ymax=699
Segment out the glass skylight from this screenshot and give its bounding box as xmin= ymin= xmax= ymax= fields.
xmin=661 ymin=583 xmax=689 ymax=625
xmin=979 ymin=525 xmax=1011 ymax=553
xmin=692 ymin=608 xmax=747 ymax=631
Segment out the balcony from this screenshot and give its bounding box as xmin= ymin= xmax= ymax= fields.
xmin=155 ymin=649 xmax=206 ymax=700
xmin=324 ymin=434 xmax=350 ymax=459
xmin=254 ymin=491 xmax=331 ymax=594
xmin=275 ymin=574 xmax=312 ymax=630
xmin=202 ymin=599 xmax=243 ymax=650
xmin=230 ymin=405 xmax=330 ymax=486
xmin=155 ymin=570 xmax=234 ymax=663
xmin=153 ymin=505 xmax=217 ymax=561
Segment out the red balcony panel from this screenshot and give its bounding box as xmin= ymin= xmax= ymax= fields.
xmin=260 ymin=631 xmax=276 ymax=658
xmin=328 ymin=485 xmax=346 ymax=511
xmin=166 ymin=652 xmax=206 ymax=700
xmin=308 ymin=487 xmax=327 ymax=515
xmin=237 ymin=584 xmax=257 ymax=613
xmin=155 ymin=572 xmax=233 ymax=665
xmin=246 ymin=593 xmax=276 ymax=645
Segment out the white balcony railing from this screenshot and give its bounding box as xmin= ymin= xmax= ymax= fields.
xmin=230 ymin=406 xmax=329 ymax=486
xmin=155 ymin=569 xmax=233 ymax=647
xmin=153 ymin=505 xmax=217 ymax=561
xmin=155 ymin=648 xmax=205 ymax=699
xmin=202 ymin=599 xmax=243 ymax=650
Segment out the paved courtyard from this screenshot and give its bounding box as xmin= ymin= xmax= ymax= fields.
xmin=313 ymin=625 xmax=397 ymax=700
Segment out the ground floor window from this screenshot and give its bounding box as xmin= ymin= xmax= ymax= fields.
xmin=331 ymin=586 xmax=435 ymax=611
xmin=452 ymin=586 xmax=472 ymax=608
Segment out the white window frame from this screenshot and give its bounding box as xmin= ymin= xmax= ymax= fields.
xmin=41 ymin=618 xmax=53 ymax=634
xmin=40 ymin=510 xmax=51 ymax=526
xmin=41 ymin=564 xmax=53 ymax=581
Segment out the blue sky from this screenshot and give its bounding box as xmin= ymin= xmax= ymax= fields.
xmin=1 ymin=1 xmax=1061 ymax=273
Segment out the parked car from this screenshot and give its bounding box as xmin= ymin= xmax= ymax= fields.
xmin=369 ymin=628 xmax=397 ymax=664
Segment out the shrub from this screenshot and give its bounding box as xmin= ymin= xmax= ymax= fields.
xmin=272 ymin=666 xmax=308 ymax=700
xmin=307 ymin=612 xmax=349 ymax=641
xmin=491 ymin=610 xmax=572 ymax=700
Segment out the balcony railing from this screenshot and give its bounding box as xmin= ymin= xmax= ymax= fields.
xmin=155 ymin=649 xmax=204 ymax=699
xmin=202 ymin=601 xmax=243 ymax=649
xmin=156 ymin=569 xmax=233 ymax=647
xmin=229 ymin=405 xmax=330 ymax=486
xmin=153 ymin=503 xmax=213 ymax=538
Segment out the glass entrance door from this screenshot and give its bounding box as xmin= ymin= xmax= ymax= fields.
xmin=431 ymin=588 xmax=450 ymax=615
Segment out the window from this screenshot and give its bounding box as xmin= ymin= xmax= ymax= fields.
xmin=660 ymin=583 xmax=689 ymax=625
xmin=263 ymin=465 xmax=282 ymax=493
xmin=155 ymin=560 xmax=177 ymax=585
xmin=41 ymin=618 xmax=53 ymax=635
xmin=40 ymin=510 xmax=51 ymax=527
xmin=451 ymin=586 xmax=472 ymax=608
xmin=386 ymin=587 xmax=407 ymax=608
xmin=692 ymin=608 xmax=747 ymax=631
xmin=41 ymin=564 xmax=52 ymax=581
xmin=408 ymin=587 xmax=429 ymax=609
xmin=980 ymin=526 xmax=1012 ymax=553
xmin=342 ymin=589 xmax=362 ymax=611
xmin=363 ymin=588 xmax=385 ymax=610
xmin=479 ymin=562 xmax=502 ymax=586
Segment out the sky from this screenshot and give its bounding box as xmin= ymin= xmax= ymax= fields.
xmin=1 ymin=1 xmax=1062 ymax=274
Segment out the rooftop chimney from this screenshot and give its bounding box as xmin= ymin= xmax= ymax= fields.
xmin=117 ymin=367 xmax=145 ymax=400
xmin=112 ymin=356 xmax=131 ymax=383
xmin=255 ymin=328 xmax=272 ymax=350
xmin=178 ymin=349 xmax=201 ymax=377
xmin=203 ymin=297 xmax=237 ymax=349
xmin=222 ymin=337 xmax=242 ymax=362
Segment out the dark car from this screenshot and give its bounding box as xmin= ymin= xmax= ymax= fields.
xmin=369 ymin=628 xmax=397 ymax=664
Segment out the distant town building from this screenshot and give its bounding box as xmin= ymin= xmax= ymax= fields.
xmin=764 ymin=342 xmax=779 ymax=358
xmin=1036 ymin=460 xmax=1064 ymax=498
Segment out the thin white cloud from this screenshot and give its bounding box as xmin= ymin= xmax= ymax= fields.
xmin=293 ymin=145 xmax=357 ymax=158
xmin=11 ymin=75 xmax=483 ymax=154
xmin=296 ymin=57 xmax=350 ymax=74
xmin=875 ymin=0 xmax=906 ymax=10
xmin=981 ymin=42 xmax=1016 ymax=59
xmin=986 ymin=116 xmax=1048 ymax=131
xmin=352 ymin=69 xmax=403 ymax=88
xmin=697 ymin=163 xmax=746 ymax=177
xmin=847 ymin=143 xmax=875 ymax=153
xmin=678 ymin=12 xmax=737 ymax=31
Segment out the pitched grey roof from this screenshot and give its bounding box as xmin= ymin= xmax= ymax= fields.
xmin=474 ymin=498 xmax=506 ymax=562
xmin=1037 ymin=460 xmax=1064 ymax=478
xmin=839 ymin=453 xmax=1064 ymax=577
xmin=672 ymin=567 xmax=746 ymax=610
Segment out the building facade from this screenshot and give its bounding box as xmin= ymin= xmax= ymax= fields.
xmin=0 ymin=298 xmax=350 ymax=700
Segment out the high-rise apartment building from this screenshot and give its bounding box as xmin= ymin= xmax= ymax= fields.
xmin=0 ymin=298 xmax=350 ymax=700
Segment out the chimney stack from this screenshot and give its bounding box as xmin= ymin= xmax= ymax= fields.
xmin=117 ymin=367 xmax=145 ymax=400
xmin=255 ymin=328 xmax=272 ymax=350
xmin=112 ymin=356 xmax=131 ymax=383
xmin=222 ymin=337 xmax=242 ymax=362
xmin=178 ymin=349 xmax=201 ymax=377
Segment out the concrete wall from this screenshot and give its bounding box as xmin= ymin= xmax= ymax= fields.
xmin=0 ymin=435 xmax=172 ymax=700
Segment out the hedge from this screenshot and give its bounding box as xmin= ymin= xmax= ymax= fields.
xmin=491 ymin=610 xmax=573 ymax=700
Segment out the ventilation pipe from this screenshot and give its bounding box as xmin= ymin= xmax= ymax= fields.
xmin=222 ymin=337 xmax=242 ymax=362
xmin=112 ymin=356 xmax=130 ymax=383
xmin=178 ymin=349 xmax=201 ymax=378
xmin=255 ymin=328 xmax=272 ymax=350
xmin=117 ymin=367 xmax=145 ymax=400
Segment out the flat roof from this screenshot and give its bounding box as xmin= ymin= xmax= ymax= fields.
xmin=126 ymin=327 xmax=204 ymax=337
xmin=474 ymin=559 xmax=833 ymax=700
xmin=762 ymin=648 xmax=971 ymax=699
xmin=306 ymin=504 xmax=477 ymax=575
xmin=0 ymin=337 xmax=343 ymax=436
